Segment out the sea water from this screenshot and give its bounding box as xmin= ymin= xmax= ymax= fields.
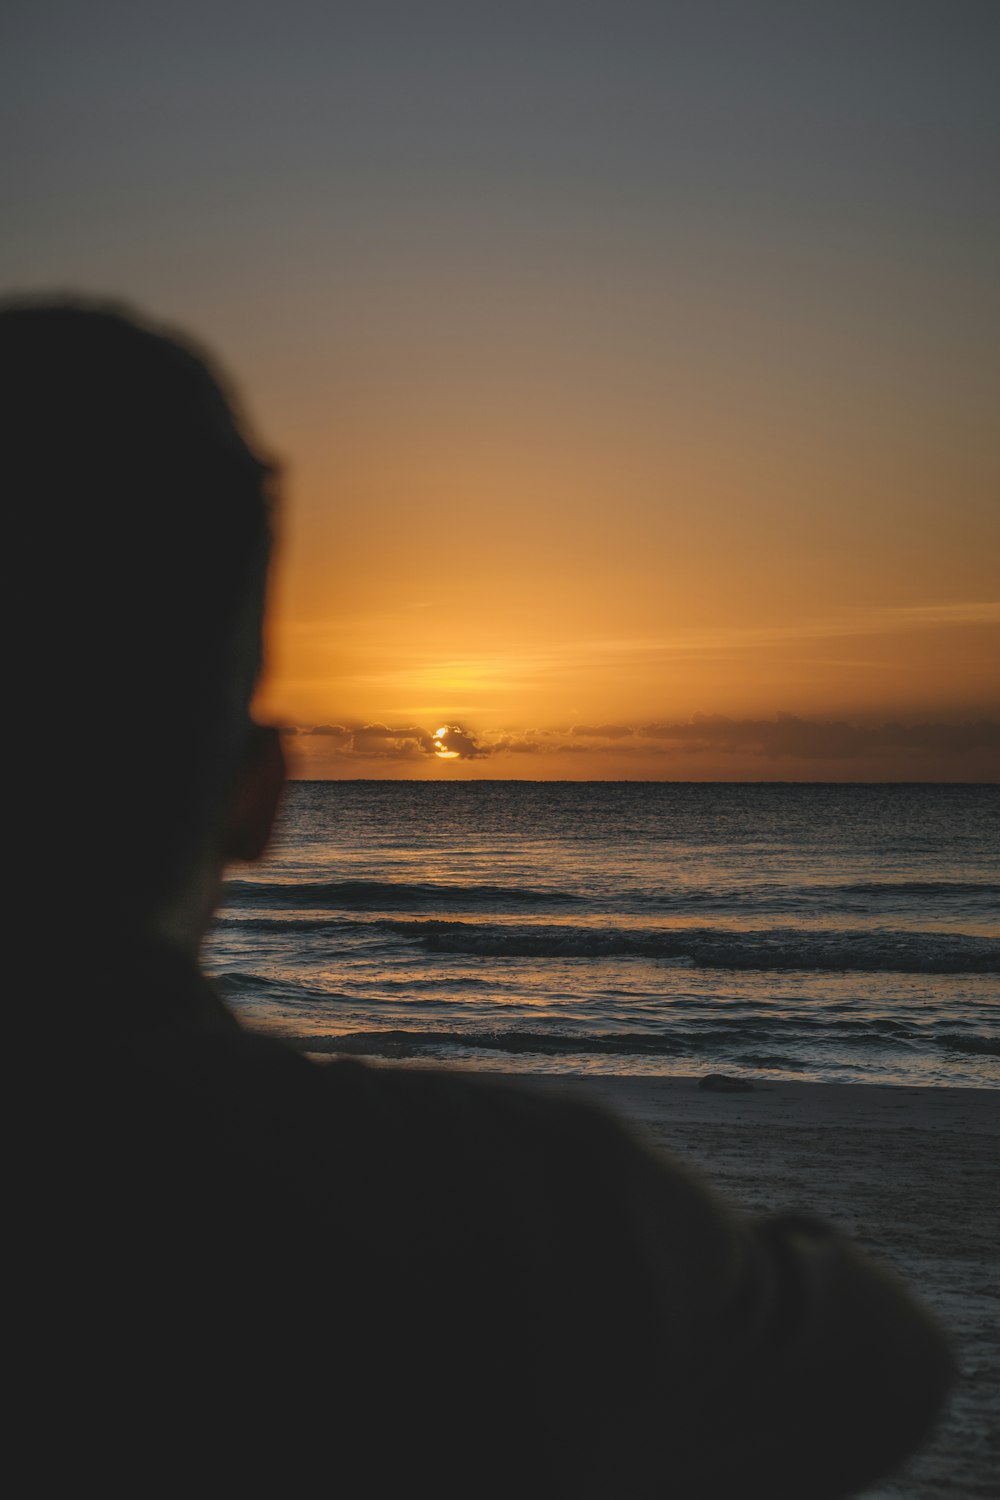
xmin=204 ymin=782 xmax=999 ymax=1087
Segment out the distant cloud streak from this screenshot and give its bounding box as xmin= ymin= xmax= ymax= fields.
xmin=288 ymin=712 xmax=998 ymax=766
xmin=571 ymin=723 xmax=634 ymax=739
xmin=638 ymin=714 xmax=1000 ymax=760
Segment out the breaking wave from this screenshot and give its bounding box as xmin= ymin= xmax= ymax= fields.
xmin=223 ymin=878 xmax=581 ymax=909
xmin=285 ymin=1022 xmax=1000 ymax=1061
xmin=378 ymin=920 xmax=999 ymax=974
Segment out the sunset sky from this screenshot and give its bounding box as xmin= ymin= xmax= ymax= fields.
xmin=4 ymin=2 xmax=998 ymax=779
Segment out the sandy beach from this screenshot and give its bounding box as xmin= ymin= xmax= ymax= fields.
xmin=507 ymin=1073 xmax=1000 ymax=1499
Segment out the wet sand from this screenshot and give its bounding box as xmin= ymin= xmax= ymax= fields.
xmin=520 ymin=1074 xmax=998 ymax=1499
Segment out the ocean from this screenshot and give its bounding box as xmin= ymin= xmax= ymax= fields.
xmin=204 ymin=782 xmax=999 ymax=1088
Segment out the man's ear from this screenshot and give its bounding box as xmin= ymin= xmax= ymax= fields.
xmin=223 ymin=724 xmax=286 ymax=862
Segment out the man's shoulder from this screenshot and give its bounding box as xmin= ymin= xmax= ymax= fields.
xmin=127 ymin=1024 xmax=701 ymax=1261
xmin=151 ymin=1025 xmax=639 ymax=1193
xmin=141 ymin=1017 xmax=619 ymax=1146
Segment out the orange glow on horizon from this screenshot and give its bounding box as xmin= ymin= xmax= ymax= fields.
xmin=252 ymin=341 xmax=998 ymax=782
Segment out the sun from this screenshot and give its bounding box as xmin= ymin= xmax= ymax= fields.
xmin=433 ymin=726 xmax=460 ymax=760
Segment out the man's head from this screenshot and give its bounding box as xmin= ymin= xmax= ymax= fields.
xmin=4 ymin=296 xmax=284 ymax=938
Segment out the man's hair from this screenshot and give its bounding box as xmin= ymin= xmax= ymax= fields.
xmin=3 ymin=296 xmax=275 ymax=922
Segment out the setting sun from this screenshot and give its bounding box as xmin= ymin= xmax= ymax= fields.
xmin=432 ymin=727 xmax=461 ymax=760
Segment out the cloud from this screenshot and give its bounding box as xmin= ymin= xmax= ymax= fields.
xmin=291 ymin=721 xmax=491 ymax=759
xmin=875 ymin=601 xmax=1000 ymax=629
xmin=490 ymin=734 xmax=544 ymax=754
xmin=638 ymin=713 xmax=1000 ymax=760
xmin=352 ymin=723 xmax=437 ymax=757
xmin=570 ymin=723 xmax=634 ymax=739
xmin=283 ymin=713 xmax=999 ymax=768
xmin=869 ymin=720 xmax=1000 ymax=754
xmin=432 ymin=724 xmax=491 ymax=759
xmin=561 ymin=601 xmax=1000 ymax=668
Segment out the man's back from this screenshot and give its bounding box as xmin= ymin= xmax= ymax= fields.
xmin=28 ymin=937 xmax=953 ymax=1496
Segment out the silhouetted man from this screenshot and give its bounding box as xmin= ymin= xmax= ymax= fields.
xmin=6 ymin=298 xmax=953 ymax=1498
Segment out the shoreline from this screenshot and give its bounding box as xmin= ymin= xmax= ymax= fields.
xmin=515 ymin=1069 xmax=999 ymax=1116
xmin=517 ymin=1072 xmax=998 ymax=1500
xmin=286 ymin=1025 xmax=999 ymax=1092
